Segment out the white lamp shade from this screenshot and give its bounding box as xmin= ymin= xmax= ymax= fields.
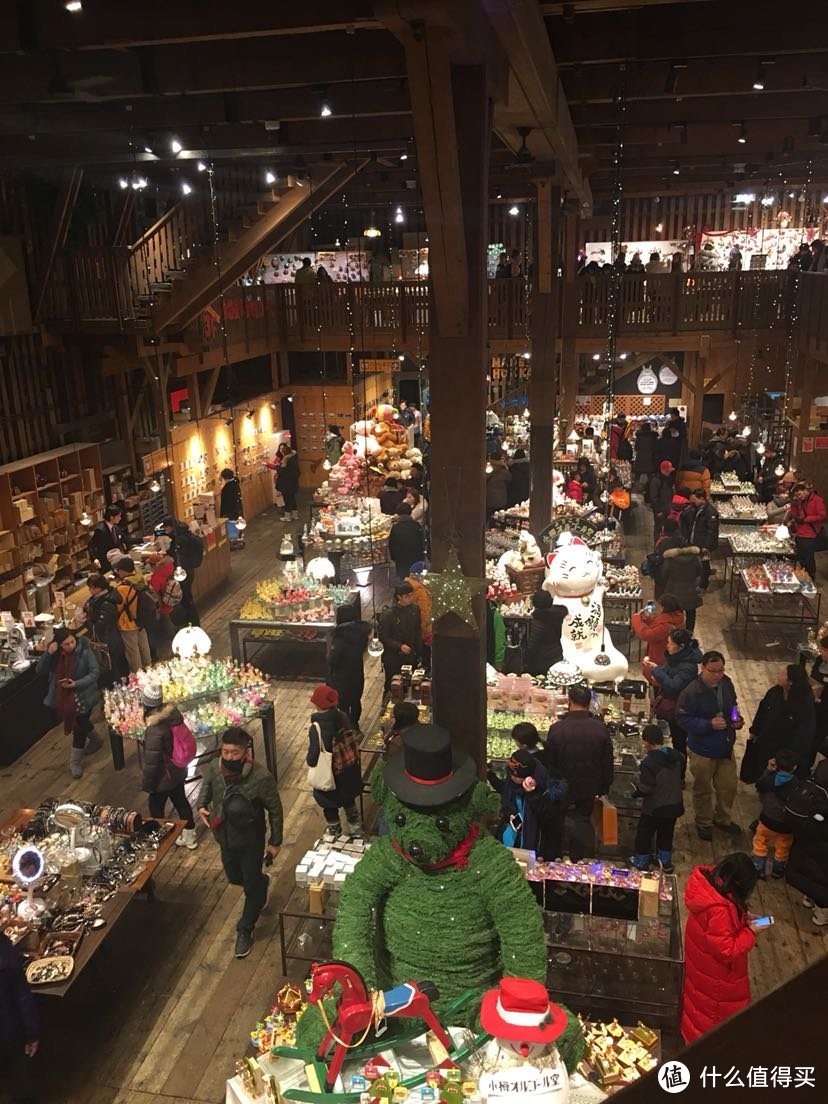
xmin=775 ymin=524 xmax=790 ymax=541
xmin=172 ymin=625 xmax=212 ymax=657
xmin=367 ymin=635 xmax=384 ymax=658
xmin=306 ymin=556 xmax=336 ymax=581
xmin=353 ymin=566 xmax=372 ymax=586
xmin=173 ymin=565 xmax=187 ymax=582
xmin=235 ymin=516 xmax=248 ymax=531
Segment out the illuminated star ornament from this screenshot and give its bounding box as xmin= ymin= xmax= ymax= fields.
xmin=424 ymin=547 xmax=486 ymax=628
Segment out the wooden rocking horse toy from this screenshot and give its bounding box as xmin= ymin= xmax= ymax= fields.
xmin=308 ymin=960 xmax=454 ymax=1092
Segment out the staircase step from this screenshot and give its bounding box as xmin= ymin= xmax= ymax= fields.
xmin=164 ymin=270 xmax=187 ymax=281
xmin=150 ymin=282 xmax=173 ymax=293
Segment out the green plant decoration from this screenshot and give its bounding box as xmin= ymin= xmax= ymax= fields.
xmin=296 ymin=771 xmax=585 ymax=1074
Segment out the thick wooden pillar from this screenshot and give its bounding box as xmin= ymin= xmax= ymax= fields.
xmin=529 ymin=179 xmax=561 ymax=535
xmin=421 ymin=63 xmax=490 ymax=771
xmin=558 ymin=209 xmax=579 ymax=432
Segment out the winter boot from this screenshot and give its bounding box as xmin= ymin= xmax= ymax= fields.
xmin=629 ymin=854 xmax=650 ymax=871
xmin=84 ymin=731 xmax=103 ymax=756
xmin=345 ymin=815 xmax=363 ymax=837
xmin=812 ymin=906 xmax=828 ymax=927
xmin=175 ymin=828 xmax=198 ymax=850
xmin=751 ymin=854 xmax=767 ymax=879
xmin=69 ymin=747 xmax=85 ymax=779
xmin=657 ymin=850 xmax=674 ymax=874
xmin=771 ymin=860 xmax=786 ymax=879
xmin=322 ymin=820 xmax=341 ymax=843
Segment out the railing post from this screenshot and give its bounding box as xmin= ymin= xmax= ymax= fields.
xmin=729 ymin=272 xmax=741 ymax=336
xmin=672 ymin=269 xmax=682 ymax=335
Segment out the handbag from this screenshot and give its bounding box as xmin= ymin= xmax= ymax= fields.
xmin=307 ymin=721 xmax=336 ymax=791
xmin=591 ymin=795 xmax=618 ymax=845
xmin=739 ymin=738 xmax=763 ymax=784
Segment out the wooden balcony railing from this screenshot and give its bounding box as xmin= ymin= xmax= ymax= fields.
xmin=41 ymin=258 xmax=828 ymax=358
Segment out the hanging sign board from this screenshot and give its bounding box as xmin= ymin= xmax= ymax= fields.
xmin=659 ymin=365 xmax=679 ymax=385
xmin=637 ymin=366 xmax=659 ymax=394
xmin=359 ymin=359 xmax=398 ymax=375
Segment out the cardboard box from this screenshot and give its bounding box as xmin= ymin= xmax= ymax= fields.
xmin=308 ymin=882 xmax=327 ymax=915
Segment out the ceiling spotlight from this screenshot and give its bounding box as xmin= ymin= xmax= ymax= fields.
xmin=655 ymin=222 xmax=663 ymax=232
xmin=672 ymin=163 xmax=680 ymax=175
xmin=149 ymin=478 xmax=161 ymax=493
xmin=320 ymin=101 xmax=332 ymax=117
xmin=118 ymin=177 xmax=128 ymax=189
xmin=180 ymin=181 xmax=192 ymax=195
xmin=728 ymin=410 xmax=738 ymax=421
xmin=287 ymin=395 xmax=294 ymax=403
xmin=752 ymin=59 xmax=769 ymax=91
xmin=265 ymin=170 xmax=276 ymax=184
xmin=170 ymin=138 xmax=182 ymax=154
xmin=734 ymin=192 xmax=756 ymax=204
xmin=400 ymin=153 xmax=408 ymax=161
xmin=788 ymin=191 xmax=796 ymax=198
xmin=592 ymin=353 xmax=601 ymax=361
xmin=197 ymin=161 xmax=207 ymax=172
xmin=508 ymin=205 xmax=519 ymax=216
xmin=363 ymin=224 xmax=381 ymax=238
xmin=131 ymin=176 xmax=148 ymax=190
xmin=143 ymin=145 xmax=153 ymax=155
xmin=761 ymin=195 xmax=775 ymax=206
xmin=397 ymin=354 xmax=405 ymax=362
xmin=64 ymin=0 xmax=82 ymax=11
xmin=394 ymin=207 xmax=404 ymax=224
xmin=737 ymin=124 xmax=748 ymax=144
xmin=618 ymin=352 xmax=628 ymax=360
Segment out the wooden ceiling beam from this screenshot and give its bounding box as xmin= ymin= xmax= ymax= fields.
xmin=32 ymin=0 xmax=380 ymax=50
xmin=0 ymin=83 xmax=411 ymax=137
xmin=547 ymin=10 xmax=828 ymax=65
xmin=0 ymin=33 xmax=405 ymax=106
xmin=572 ymin=91 xmax=828 ymax=127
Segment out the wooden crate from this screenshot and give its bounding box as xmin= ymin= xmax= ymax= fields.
xmin=506 ymin=562 xmax=545 ymax=595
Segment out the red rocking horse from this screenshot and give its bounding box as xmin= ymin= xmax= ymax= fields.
xmin=308 ymin=960 xmax=454 ymax=1092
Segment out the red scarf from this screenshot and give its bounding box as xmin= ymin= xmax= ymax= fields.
xmin=54 ymin=649 xmax=77 ymax=723
xmin=392 ymin=822 xmax=480 ymax=872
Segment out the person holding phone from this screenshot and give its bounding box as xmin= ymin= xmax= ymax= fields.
xmin=681 ymin=853 xmax=763 ymax=1044
xmin=36 ymin=627 xmax=102 ymax=779
xmin=677 ymin=651 xmax=744 ymax=841
xmin=632 ymin=593 xmax=685 ymax=672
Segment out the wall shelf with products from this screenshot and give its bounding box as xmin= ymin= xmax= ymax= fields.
xmin=0 ymin=443 xmax=103 ymax=611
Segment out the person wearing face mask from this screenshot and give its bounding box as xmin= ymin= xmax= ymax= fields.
xmin=196 ymin=727 xmax=283 ymax=959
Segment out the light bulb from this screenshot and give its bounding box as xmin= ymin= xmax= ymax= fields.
xmin=64 ymin=0 xmax=82 ymax=10
xmin=118 ymin=177 xmax=128 ymax=189
xmin=322 ymin=458 xmax=332 ymax=471
xmin=728 ymin=410 xmax=737 ymax=421
xmin=741 ymin=425 xmax=751 ymax=437
xmin=181 ymin=181 xmax=192 ymax=196
xmin=235 ymin=517 xmax=247 ymax=531
xmin=149 ymin=478 xmax=161 ymax=493
xmin=367 ymin=635 xmax=384 ymax=658
xmin=755 ymin=442 xmax=766 ymax=455
xmin=400 ymin=153 xmax=408 ymax=161
xmin=485 ymin=461 xmax=493 ymax=474
xmin=306 ymin=556 xmax=336 ymax=581
xmin=775 ymin=524 xmax=790 ymax=541
xmin=592 ymin=353 xmax=601 ymax=361
xmin=197 ymin=161 xmax=207 ymax=172
xmin=172 ymin=625 xmax=212 ymax=658
xmin=173 ymin=565 xmax=187 ymax=582
xmin=265 ymin=170 xmax=276 ymax=185
xmin=774 ymin=463 xmax=786 ymax=477
xmin=524 ymin=408 xmax=530 ymax=418
xmin=353 ymin=566 xmax=372 ymax=587
xmin=170 ymin=138 xmax=182 ymax=154
xmin=79 ymin=511 xmax=92 ymax=527
xmin=320 ymin=102 xmax=332 ymax=117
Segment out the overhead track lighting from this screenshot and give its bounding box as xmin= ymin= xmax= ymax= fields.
xmin=180 ymin=181 xmax=192 ymax=195
xmin=508 ymin=205 xmax=519 ymax=216
xmin=672 ymin=163 xmax=680 ymax=175
xmin=197 ymin=161 xmax=207 ymax=172
xmin=394 ymin=207 xmax=404 ymax=224
xmin=737 ymin=123 xmax=748 ymax=144
xmin=265 ymin=170 xmax=276 ymax=184
xmin=170 ymin=138 xmax=183 ymax=154
xmin=320 ymin=101 xmax=332 ymax=117
xmin=64 ymin=1 xmax=82 ymax=11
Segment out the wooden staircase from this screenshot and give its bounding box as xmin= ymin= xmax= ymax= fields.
xmin=43 ymin=160 xmax=365 ymax=338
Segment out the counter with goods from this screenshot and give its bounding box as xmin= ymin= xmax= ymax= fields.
xmin=301 ymin=497 xmax=392 ymax=581
xmin=103 ymin=656 xmax=276 ymax=776
xmin=229 ymin=573 xmax=361 ymax=680
xmin=0 ymin=619 xmax=56 ymax=763
xmin=717 ymin=495 xmax=767 ymax=523
xmin=734 ymin=560 xmax=821 ymax=641
xmin=709 ymin=477 xmax=757 ymax=496
xmin=0 ymin=801 xmax=184 ymax=997
xmin=724 ymin=529 xmax=795 ymax=592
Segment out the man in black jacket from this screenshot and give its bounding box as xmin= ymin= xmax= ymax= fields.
xmin=84 ymin=573 xmax=128 ymax=683
xmin=630 ymin=725 xmax=684 ymax=872
xmin=88 ymin=505 xmax=129 ymax=570
xmin=545 ymin=684 xmax=614 ymax=859
xmin=326 ymin=607 xmax=371 ymax=726
xmin=162 ymin=516 xmax=202 ymax=626
xmin=377 ymin=583 xmax=422 ymax=692
xmin=387 ymin=503 xmax=425 ymax=580
xmin=680 ymin=488 xmax=719 ymax=588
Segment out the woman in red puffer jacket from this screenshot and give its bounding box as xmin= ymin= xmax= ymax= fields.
xmin=681 ymin=853 xmax=760 ymax=1043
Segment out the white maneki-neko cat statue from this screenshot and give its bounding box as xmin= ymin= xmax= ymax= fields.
xmin=542 ymin=534 xmax=628 ymax=681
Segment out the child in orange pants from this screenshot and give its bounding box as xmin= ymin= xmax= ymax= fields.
xmin=753 ymin=748 xmax=797 ymax=879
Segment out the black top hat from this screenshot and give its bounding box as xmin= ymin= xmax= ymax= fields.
xmin=383 ymin=723 xmax=476 ymax=807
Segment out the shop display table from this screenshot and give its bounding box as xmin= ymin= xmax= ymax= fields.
xmin=710 ymin=478 xmax=757 ymax=497
xmin=0 ymin=664 xmax=55 ymax=765
xmin=277 ymin=884 xmax=336 ymax=976
xmin=734 ymin=574 xmax=822 ymax=642
xmin=725 ymin=536 xmax=796 ymax=596
xmin=1 ymin=808 xmax=184 ymax=997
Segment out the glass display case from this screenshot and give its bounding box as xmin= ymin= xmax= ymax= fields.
xmin=544 ymin=875 xmax=683 ymax=1029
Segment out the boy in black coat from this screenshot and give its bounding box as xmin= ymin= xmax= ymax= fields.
xmin=753 ymin=747 xmax=797 ymax=879
xmin=630 ymin=724 xmax=684 ymax=873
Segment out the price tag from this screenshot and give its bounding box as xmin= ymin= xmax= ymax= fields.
xmin=0 ymin=610 xmax=14 ymax=632
xmin=54 ymin=590 xmax=66 ymax=608
xmin=334 ymin=516 xmax=363 ymax=537
xmin=20 ymin=609 xmax=36 ymax=629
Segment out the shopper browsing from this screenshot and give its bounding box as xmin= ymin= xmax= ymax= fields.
xmin=788 ymin=481 xmax=826 ymax=581
xmin=377 ymin=583 xmax=422 ymax=692
xmin=629 ymin=724 xmax=684 ymax=873
xmin=631 ymin=593 xmax=685 ymax=669
xmin=197 ymin=727 xmax=283 ymax=959
xmin=487 ymin=748 xmax=564 ymax=860
xmin=325 ymin=606 xmax=371 ymax=727
xmin=219 ymin=468 xmax=243 ymax=521
xmin=785 ymin=758 xmax=828 ymax=926
xmin=544 ymin=684 xmax=614 ymax=860
xmin=387 ymin=503 xmax=425 ymax=581
xmin=676 ymin=650 xmax=744 ymax=841
xmin=306 ymin=684 xmax=363 ymax=841
xmin=809 ymin=635 xmax=828 ymax=763
xmin=139 ymin=683 xmax=198 ymax=850
xmin=37 ymin=627 xmax=102 ymax=779
xmin=84 ymin=573 xmax=128 ymax=683
xmin=114 ymin=556 xmax=155 ymax=672
xmin=161 ymin=517 xmax=203 ymax=626
xmin=681 ymin=853 xmax=761 ymax=1044
xmin=743 ymin=665 xmax=815 ymax=782
xmin=645 ymin=627 xmax=702 ymax=776
xmin=752 ymin=748 xmax=798 ymax=879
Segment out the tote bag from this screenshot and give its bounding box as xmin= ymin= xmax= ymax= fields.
xmin=307 ymin=721 xmax=336 ymax=791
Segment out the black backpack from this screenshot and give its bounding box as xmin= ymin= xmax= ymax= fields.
xmin=125 ymin=584 xmax=160 ymax=631
xmin=785 ymin=777 xmax=828 ymax=825
xmin=177 ymin=529 xmax=204 ymax=570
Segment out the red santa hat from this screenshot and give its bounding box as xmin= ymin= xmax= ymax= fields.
xmin=480 ymin=978 xmax=568 ymax=1044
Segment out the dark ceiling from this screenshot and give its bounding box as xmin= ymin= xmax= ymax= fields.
xmin=0 ymin=0 xmax=825 ymax=202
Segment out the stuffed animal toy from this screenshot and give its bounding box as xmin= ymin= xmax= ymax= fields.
xmin=542 ymin=535 xmax=628 ymax=681
xmin=295 ymin=725 xmax=580 ymax=1058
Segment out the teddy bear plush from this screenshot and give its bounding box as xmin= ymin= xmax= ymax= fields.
xmin=296 ymin=725 xmax=588 ymax=1063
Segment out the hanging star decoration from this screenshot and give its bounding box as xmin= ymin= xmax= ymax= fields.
xmin=423 ymin=547 xmax=487 ymax=628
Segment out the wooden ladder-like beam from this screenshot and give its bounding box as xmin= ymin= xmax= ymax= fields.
xmin=33 ymin=166 xmax=83 ymax=323
xmin=151 ymin=159 xmax=368 ymax=335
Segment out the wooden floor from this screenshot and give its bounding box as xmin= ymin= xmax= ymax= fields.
xmin=2 ymin=497 xmax=825 ymax=1103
